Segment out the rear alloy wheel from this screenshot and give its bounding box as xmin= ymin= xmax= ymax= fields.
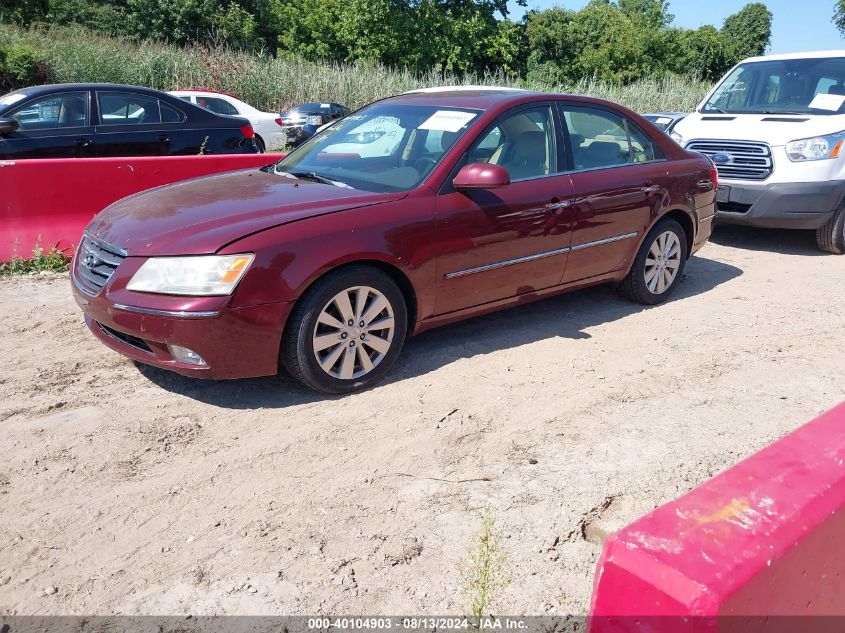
xmin=255 ymin=135 xmax=266 ymax=153
xmin=618 ymin=219 xmax=688 ymax=305
xmin=816 ymin=207 xmax=845 ymax=254
xmin=281 ymin=266 xmax=407 ymax=394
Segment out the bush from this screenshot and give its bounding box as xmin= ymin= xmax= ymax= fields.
xmin=0 ymin=23 xmax=710 ymax=114
xmin=0 ymin=41 xmax=50 ymax=91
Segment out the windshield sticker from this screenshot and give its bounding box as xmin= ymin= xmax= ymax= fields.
xmin=419 ymin=110 xmax=477 ymax=132
xmin=656 ymin=117 xmax=672 ymax=125
xmin=809 ymin=93 xmax=845 ymax=111
xmin=0 ymin=93 xmax=27 ymax=107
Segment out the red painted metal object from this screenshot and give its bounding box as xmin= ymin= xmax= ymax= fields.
xmin=589 ymin=401 xmax=845 ymax=631
xmin=0 ymin=154 xmax=282 ymax=262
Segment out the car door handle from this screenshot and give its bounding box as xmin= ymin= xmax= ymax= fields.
xmin=75 ymin=137 xmax=91 ymax=147
xmin=545 ymin=200 xmax=572 ymax=211
xmin=642 ymin=184 xmax=661 ymax=193
xmin=158 ymin=135 xmax=170 ymax=143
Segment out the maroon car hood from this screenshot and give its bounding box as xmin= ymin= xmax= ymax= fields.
xmin=86 ymin=170 xmax=407 ymax=256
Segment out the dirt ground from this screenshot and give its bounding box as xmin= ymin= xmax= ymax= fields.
xmin=1 ymin=224 xmax=844 ymax=617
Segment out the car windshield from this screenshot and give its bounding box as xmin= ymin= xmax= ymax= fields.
xmin=702 ymin=57 xmax=845 ymax=115
xmin=272 ymin=103 xmax=480 ymax=193
xmin=0 ymin=90 xmax=30 ymax=115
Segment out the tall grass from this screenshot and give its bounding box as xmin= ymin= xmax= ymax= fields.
xmin=1 ymin=23 xmax=710 ymax=113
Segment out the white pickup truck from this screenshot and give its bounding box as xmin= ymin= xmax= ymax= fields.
xmin=671 ymin=50 xmax=845 ymax=254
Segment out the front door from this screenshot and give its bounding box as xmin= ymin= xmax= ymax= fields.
xmin=0 ymin=90 xmax=94 ymax=159
xmin=434 ymin=104 xmax=575 ymax=314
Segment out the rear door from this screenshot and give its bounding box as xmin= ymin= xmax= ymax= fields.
xmin=0 ymin=90 xmax=94 ymax=159
xmin=559 ymin=103 xmax=669 ymax=283
xmin=434 ymin=102 xmax=576 ymax=314
xmin=94 ymin=90 xmax=186 ymax=156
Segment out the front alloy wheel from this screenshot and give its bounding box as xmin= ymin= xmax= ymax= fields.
xmin=313 ymin=286 xmax=396 ymax=380
xmin=281 ymin=266 xmax=407 ymax=394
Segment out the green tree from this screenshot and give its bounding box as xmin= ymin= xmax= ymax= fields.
xmin=721 ymin=2 xmax=772 ymax=60
xmin=837 ymin=0 xmax=845 ymax=36
xmin=617 ymin=0 xmax=673 ymax=28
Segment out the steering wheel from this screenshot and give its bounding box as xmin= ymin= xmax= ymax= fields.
xmin=413 ymin=155 xmax=438 ymax=174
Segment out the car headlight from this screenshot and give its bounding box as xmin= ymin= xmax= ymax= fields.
xmin=127 ymin=254 xmax=254 ymax=296
xmin=786 ymin=131 xmax=845 ymax=161
xmin=670 ymin=131 xmax=684 ymax=145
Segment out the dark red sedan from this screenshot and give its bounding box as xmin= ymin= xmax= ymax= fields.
xmin=71 ymin=88 xmax=717 ymax=394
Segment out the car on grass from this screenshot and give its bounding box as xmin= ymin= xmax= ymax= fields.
xmin=71 ymin=88 xmax=717 ymax=394
xmin=280 ymin=102 xmax=351 ymax=147
xmin=671 ymin=50 xmax=845 ymax=254
xmin=0 ymin=83 xmax=258 ymax=159
xmin=168 ymin=88 xmax=286 ymax=152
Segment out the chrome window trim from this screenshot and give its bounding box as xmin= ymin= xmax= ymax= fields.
xmin=112 ymin=304 xmax=221 ymax=319
xmin=444 ymin=231 xmax=638 ymax=279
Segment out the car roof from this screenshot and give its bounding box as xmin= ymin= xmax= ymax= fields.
xmin=740 ymin=50 xmax=845 ymax=63
xmin=382 ymin=87 xmax=581 ymax=110
xmin=169 ymin=89 xmax=240 ymax=99
xmin=4 ymin=83 xmax=175 ymax=98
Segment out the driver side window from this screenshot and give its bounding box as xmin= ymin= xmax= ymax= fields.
xmin=9 ymin=92 xmax=89 ymax=130
xmin=467 ymin=106 xmax=556 ymax=181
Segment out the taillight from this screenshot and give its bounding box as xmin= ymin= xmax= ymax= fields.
xmin=710 ymin=165 xmax=719 ymax=189
xmin=240 ymin=124 xmax=255 ymax=139
xmin=275 ymin=117 xmax=283 ymax=127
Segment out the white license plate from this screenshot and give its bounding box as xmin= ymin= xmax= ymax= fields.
xmin=716 ymin=185 xmax=731 ymax=203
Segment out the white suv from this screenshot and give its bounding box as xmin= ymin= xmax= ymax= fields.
xmin=168 ymin=89 xmax=286 ymax=153
xmin=672 ymin=50 xmax=845 ymax=253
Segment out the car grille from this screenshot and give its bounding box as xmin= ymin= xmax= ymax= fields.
xmin=74 ymin=234 xmax=127 ymax=294
xmin=686 ymin=139 xmax=773 ymax=181
xmin=97 ymin=322 xmax=152 ymax=353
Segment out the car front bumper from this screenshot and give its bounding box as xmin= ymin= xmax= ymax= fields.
xmin=715 ymin=180 xmax=845 ymax=229
xmin=71 ymin=270 xmax=292 ymax=380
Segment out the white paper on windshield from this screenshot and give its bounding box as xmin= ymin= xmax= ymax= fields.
xmin=656 ymin=117 xmax=672 ymax=125
xmin=0 ymin=93 xmax=27 ymax=107
xmin=809 ymin=93 xmax=845 ymax=111
xmin=419 ymin=110 xmax=477 ymax=132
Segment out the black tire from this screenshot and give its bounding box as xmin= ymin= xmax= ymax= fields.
xmin=816 ymin=207 xmax=845 ymax=254
xmin=280 ymin=265 xmax=408 ymax=394
xmin=618 ymin=218 xmax=688 ymax=305
xmin=255 ymin=135 xmax=266 ymax=153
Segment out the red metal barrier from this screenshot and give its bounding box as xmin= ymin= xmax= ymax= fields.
xmin=0 ymin=154 xmax=282 ymax=262
xmin=589 ymin=401 xmax=845 ymax=631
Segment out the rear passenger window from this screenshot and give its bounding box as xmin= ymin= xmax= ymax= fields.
xmin=627 ymin=122 xmax=662 ymax=163
xmin=198 ymin=96 xmax=239 ymax=116
xmin=562 ymin=106 xmax=630 ymax=170
xmin=161 ymin=102 xmax=185 ymax=123
xmin=561 ymin=105 xmax=663 ymax=169
xmin=98 ymin=92 xmax=158 ymax=125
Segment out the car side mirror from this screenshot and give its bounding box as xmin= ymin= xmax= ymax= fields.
xmin=0 ymin=118 xmax=19 ymax=137
xmin=453 ymin=162 xmax=510 ymax=190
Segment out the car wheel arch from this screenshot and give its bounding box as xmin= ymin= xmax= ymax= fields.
xmin=288 ymin=258 xmax=419 ymax=335
xmin=660 ymin=208 xmax=695 ymax=257
xmin=621 ymin=207 xmax=695 ymax=278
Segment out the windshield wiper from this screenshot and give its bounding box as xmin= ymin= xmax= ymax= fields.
xmin=702 ymin=101 xmax=727 ymax=114
xmin=288 ymin=170 xmax=352 ymax=188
